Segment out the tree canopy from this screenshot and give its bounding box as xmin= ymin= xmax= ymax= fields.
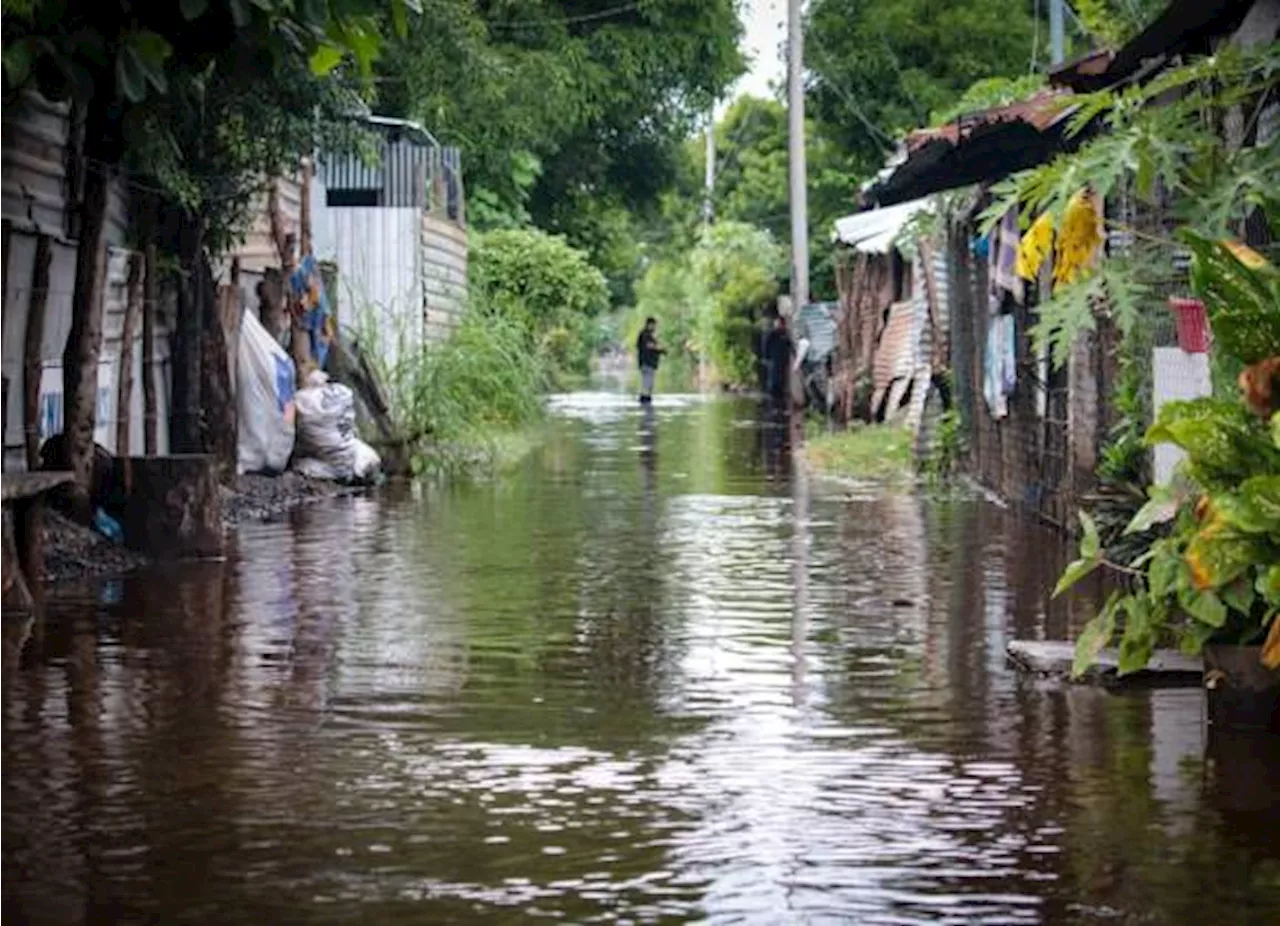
xmin=378 ymin=1 xmax=745 ymax=231
xmin=805 ymin=0 xmax=1040 ymax=172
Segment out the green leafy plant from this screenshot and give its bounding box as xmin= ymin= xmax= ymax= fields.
xmin=1057 ymin=242 xmax=1280 ymax=677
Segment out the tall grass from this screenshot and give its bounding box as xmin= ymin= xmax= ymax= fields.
xmin=350 ymin=297 xmax=550 ymax=475
xmin=803 ymin=423 xmax=915 ymax=484
xmin=402 ymin=309 xmax=549 ymax=473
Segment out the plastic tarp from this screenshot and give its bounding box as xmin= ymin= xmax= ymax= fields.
xmin=833 ymin=198 xmax=934 ymax=254
xmin=237 ymin=309 xmax=297 ymax=474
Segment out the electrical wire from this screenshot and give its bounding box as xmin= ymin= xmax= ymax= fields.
xmin=805 ymin=35 xmax=895 ymax=147
xmin=488 ymin=2 xmax=641 ymax=31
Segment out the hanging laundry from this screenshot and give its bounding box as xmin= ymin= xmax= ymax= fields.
xmin=1054 ymin=190 xmax=1104 ymax=288
xmin=982 ymin=314 xmax=1018 ymax=421
xmin=999 ymin=314 xmax=1018 ymax=397
xmin=1016 ymin=211 xmax=1054 ymax=281
xmin=290 ymin=253 xmax=335 ymax=369
xmin=988 ymin=208 xmax=1025 ymax=311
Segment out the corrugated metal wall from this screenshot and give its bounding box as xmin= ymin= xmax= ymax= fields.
xmin=322 ymin=137 xmax=427 ymax=208
xmin=1 ymin=91 xmax=129 ymax=243
xmin=328 ymin=207 xmax=422 ymax=372
xmin=2 ymin=93 xmax=172 ymax=469
xmin=2 ymin=237 xmax=174 ymax=468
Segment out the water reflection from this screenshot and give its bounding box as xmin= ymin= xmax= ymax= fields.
xmin=4 ymin=393 xmax=1279 ymax=924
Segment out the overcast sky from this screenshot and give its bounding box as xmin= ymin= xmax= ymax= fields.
xmin=728 ymin=0 xmax=787 ymax=107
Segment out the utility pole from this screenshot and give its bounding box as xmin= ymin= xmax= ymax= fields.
xmin=787 ymin=0 xmax=809 ymax=312
xmin=703 ymin=111 xmax=715 ymax=226
xmin=1049 ymin=0 xmax=1065 ymax=65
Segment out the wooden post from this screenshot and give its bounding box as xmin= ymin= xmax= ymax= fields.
xmin=299 ymin=158 xmax=312 ymax=256
xmin=142 ymin=243 xmax=158 ymax=455
xmin=24 ymin=235 xmax=52 ymax=471
xmin=115 ymin=252 xmax=143 ymax=455
xmin=295 ymin=159 xmax=315 ymax=379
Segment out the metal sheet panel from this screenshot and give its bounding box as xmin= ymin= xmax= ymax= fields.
xmin=330 ymin=207 xmax=422 ymax=372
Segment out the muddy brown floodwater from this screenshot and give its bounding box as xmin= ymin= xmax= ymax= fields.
xmin=5 ymin=393 xmax=1280 ymax=925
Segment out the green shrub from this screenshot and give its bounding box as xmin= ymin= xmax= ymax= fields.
xmin=470 ymin=227 xmax=610 ymax=383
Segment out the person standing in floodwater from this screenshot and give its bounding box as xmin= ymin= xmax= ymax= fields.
xmin=763 ymin=314 xmax=793 ymax=407
xmin=636 ymin=316 xmax=665 ymax=404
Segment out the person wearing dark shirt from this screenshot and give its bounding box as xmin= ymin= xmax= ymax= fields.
xmin=636 ymin=316 xmax=665 ymax=404
xmin=763 ymin=314 xmax=793 ymax=406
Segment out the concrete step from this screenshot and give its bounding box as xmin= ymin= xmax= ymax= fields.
xmin=1007 ymin=639 xmax=1203 ymax=687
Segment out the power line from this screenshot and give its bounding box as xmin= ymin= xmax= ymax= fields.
xmin=488 ymin=2 xmax=640 ymax=31
xmin=805 ymin=37 xmax=894 ymax=147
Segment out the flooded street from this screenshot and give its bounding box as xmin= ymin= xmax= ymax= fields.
xmin=4 ymin=393 xmax=1279 ymax=925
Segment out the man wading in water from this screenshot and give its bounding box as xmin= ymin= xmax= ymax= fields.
xmin=636 ymin=316 xmax=665 ymax=404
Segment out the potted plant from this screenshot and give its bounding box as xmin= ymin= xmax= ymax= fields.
xmin=1056 ymin=235 xmax=1280 ymax=731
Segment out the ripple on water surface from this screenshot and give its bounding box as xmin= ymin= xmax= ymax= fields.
xmin=4 ymin=394 xmax=1280 ymax=925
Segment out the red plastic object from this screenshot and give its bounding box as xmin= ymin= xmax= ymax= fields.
xmin=1168 ymin=297 xmax=1210 ymax=353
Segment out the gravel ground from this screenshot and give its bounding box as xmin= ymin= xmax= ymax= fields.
xmin=41 ymin=472 xmax=362 ymax=584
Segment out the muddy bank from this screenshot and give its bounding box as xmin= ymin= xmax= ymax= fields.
xmin=43 ymin=473 xmax=363 ymax=584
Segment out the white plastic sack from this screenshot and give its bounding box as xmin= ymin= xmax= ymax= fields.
xmin=294 ymin=371 xmax=359 ymax=481
xmin=237 ymin=310 xmax=297 ymax=474
xmin=351 ymin=438 xmax=382 ymax=481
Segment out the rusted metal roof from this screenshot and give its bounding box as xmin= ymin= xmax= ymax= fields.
xmin=904 ymin=92 xmax=1075 ymax=153
xmin=1050 ymin=0 xmax=1257 ymax=92
xmin=867 ymin=93 xmax=1079 ymax=207
xmin=1049 ymin=49 xmax=1117 ymax=90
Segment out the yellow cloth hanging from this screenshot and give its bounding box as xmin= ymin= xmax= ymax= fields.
xmin=1054 ymin=190 xmax=1103 ymax=288
xmin=1016 ymin=211 xmax=1054 ymax=281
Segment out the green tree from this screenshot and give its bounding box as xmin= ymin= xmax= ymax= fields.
xmin=378 ymin=1 xmax=745 ymax=291
xmin=806 ymin=0 xmax=1039 ymax=170
xmin=1075 ymin=0 xmax=1166 ymax=47
xmin=631 ymin=220 xmax=782 ymax=387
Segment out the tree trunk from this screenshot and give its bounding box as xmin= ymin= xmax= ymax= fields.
xmin=171 ymin=214 xmax=204 ymax=453
xmin=200 ymin=253 xmax=237 ymax=483
xmin=62 ymin=121 xmax=114 ymax=521
xmin=115 ymin=252 xmax=142 ymax=455
xmin=24 ymin=235 xmax=52 ymax=471
xmin=142 ymin=243 xmax=158 ymax=455
xmin=0 ymin=220 xmax=10 ymax=473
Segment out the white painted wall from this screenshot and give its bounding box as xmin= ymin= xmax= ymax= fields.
xmin=326 ymin=207 xmax=422 ymax=373
xmin=1151 ymin=347 xmax=1212 ymax=485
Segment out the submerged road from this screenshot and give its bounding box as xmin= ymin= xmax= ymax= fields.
xmin=4 ymin=392 xmax=1279 ymax=924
